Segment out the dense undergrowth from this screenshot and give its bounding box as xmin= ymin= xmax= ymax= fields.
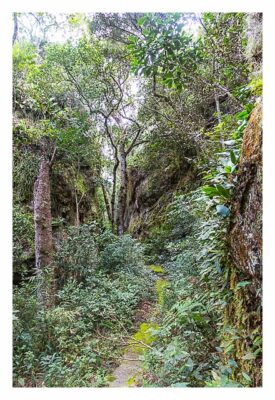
xmin=13 ymin=226 xmax=154 ymax=387
xmin=135 ymin=101 xmax=262 ymax=387
xmin=13 ymin=100 xmax=262 ymax=387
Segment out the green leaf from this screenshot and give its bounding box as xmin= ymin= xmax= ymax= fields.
xmin=216 ymin=184 xmax=230 ymax=199
xmin=224 ymin=343 xmax=234 ymax=353
xmin=224 ymin=165 xmax=232 ymax=174
xmin=242 ymin=352 xmax=256 ymax=360
xmin=202 ymin=185 xmax=219 ymax=198
xmin=242 ymin=372 xmax=252 ymax=382
xmin=186 ymin=357 xmax=194 ymax=371
xmin=236 ymin=281 xmax=251 ymax=290
xmin=228 ymin=359 xmax=238 ymax=368
xmin=230 ymin=150 xmax=237 ymax=165
xmin=137 ymin=16 xmax=147 ymax=27
xmin=236 ymin=104 xmax=253 ymax=121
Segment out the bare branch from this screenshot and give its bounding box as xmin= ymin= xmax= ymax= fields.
xmin=49 ymin=145 xmax=57 ymax=168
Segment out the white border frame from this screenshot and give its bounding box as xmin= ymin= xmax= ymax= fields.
xmin=1 ymin=1 xmax=274 ymax=399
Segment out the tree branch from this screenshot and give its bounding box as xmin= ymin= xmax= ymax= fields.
xmin=49 ymin=145 xmax=57 ymax=168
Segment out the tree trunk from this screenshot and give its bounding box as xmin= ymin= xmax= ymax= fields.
xmin=75 ymin=190 xmax=80 ymax=226
xmin=214 ymin=92 xmax=221 ymax=124
xmin=12 ymin=13 xmax=18 ymax=45
xmin=118 ymin=144 xmax=128 ymax=236
xmin=111 ymin=159 xmax=119 ymax=230
xmin=101 ymin=182 xmax=112 ymax=224
xmin=33 ymin=157 xmax=53 ymax=306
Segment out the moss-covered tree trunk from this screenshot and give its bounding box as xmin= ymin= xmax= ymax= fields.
xmin=34 ymin=157 xmax=53 ymax=306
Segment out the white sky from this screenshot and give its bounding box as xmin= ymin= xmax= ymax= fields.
xmin=16 ymin=12 xmax=201 ymax=45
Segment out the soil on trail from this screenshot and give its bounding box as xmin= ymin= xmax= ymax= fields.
xmin=108 ymin=348 xmax=142 ymax=387
xmin=108 ymin=300 xmax=154 ymax=388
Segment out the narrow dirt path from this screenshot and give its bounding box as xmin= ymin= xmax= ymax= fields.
xmin=108 ymin=300 xmax=154 ymax=387
xmin=108 ymin=266 xmax=168 ymax=388
xmin=108 ymin=348 xmax=142 ymax=387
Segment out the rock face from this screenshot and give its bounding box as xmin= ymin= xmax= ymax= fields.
xmin=229 ymin=102 xmax=262 ymax=285
xmin=246 ymin=13 xmax=262 ymax=71
xmin=226 ymin=102 xmax=262 ymax=386
xmin=125 ymin=162 xmax=197 ymax=237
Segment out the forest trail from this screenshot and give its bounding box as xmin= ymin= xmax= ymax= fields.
xmin=109 ymin=269 xmax=167 ymax=387
xmin=109 ymin=299 xmax=154 ymax=387
xmin=108 ymin=348 xmax=142 ymax=387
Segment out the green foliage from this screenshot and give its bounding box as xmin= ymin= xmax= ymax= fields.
xmin=148 ymin=265 xmax=165 ymax=274
xmin=99 ymin=234 xmax=144 ymax=274
xmin=248 ymin=77 xmax=262 ymax=96
xmin=14 ymin=218 xmax=154 ymax=387
xmin=139 ymin=99 xmax=260 ymax=387
xmin=202 ymin=184 xmax=230 ymax=200
xmin=129 ymin=13 xmax=198 ymax=91
xmin=13 ymin=281 xmax=45 ymax=386
xmin=14 ymin=245 xmax=153 ymax=386
xmin=141 ymin=190 xmax=230 ymax=387
xmin=56 ymin=223 xmax=99 ymax=281
xmin=155 ymin=279 xmax=169 ymax=305
xmin=131 ymin=323 xmax=159 ymax=353
xmin=13 ymin=204 xmax=35 ymax=276
xmin=13 ymin=151 xmax=40 ymax=202
xmin=200 ymin=103 xmax=254 ymax=218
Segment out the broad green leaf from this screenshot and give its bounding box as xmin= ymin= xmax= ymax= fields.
xmin=242 ymin=372 xmax=252 ymax=382
xmin=230 ymin=150 xmax=237 ymax=165
xmin=224 ymin=165 xmax=232 ymax=174
xmin=236 ymin=281 xmax=251 ymax=289
xmin=242 ymin=352 xmax=256 ymax=360
xmin=228 ymin=359 xmax=238 ymax=368
xmin=216 ymin=184 xmax=230 ymax=199
xmin=186 ymin=357 xmax=194 ymax=371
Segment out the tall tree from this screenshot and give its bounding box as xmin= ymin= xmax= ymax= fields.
xmin=33 ymin=145 xmax=55 ymax=305
xmin=47 ymin=38 xmax=146 ymax=233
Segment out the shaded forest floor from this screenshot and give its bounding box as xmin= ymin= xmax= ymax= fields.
xmin=109 ymin=300 xmax=154 ymax=387
xmin=108 ymin=265 xmax=167 ymax=388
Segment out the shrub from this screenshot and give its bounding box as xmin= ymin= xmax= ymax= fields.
xmin=99 ymin=234 xmax=144 ymax=274
xmin=13 ymin=204 xmax=35 ymax=277
xmin=13 ymin=226 xmax=153 ymax=387
xmin=56 ymin=222 xmax=99 ymax=283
